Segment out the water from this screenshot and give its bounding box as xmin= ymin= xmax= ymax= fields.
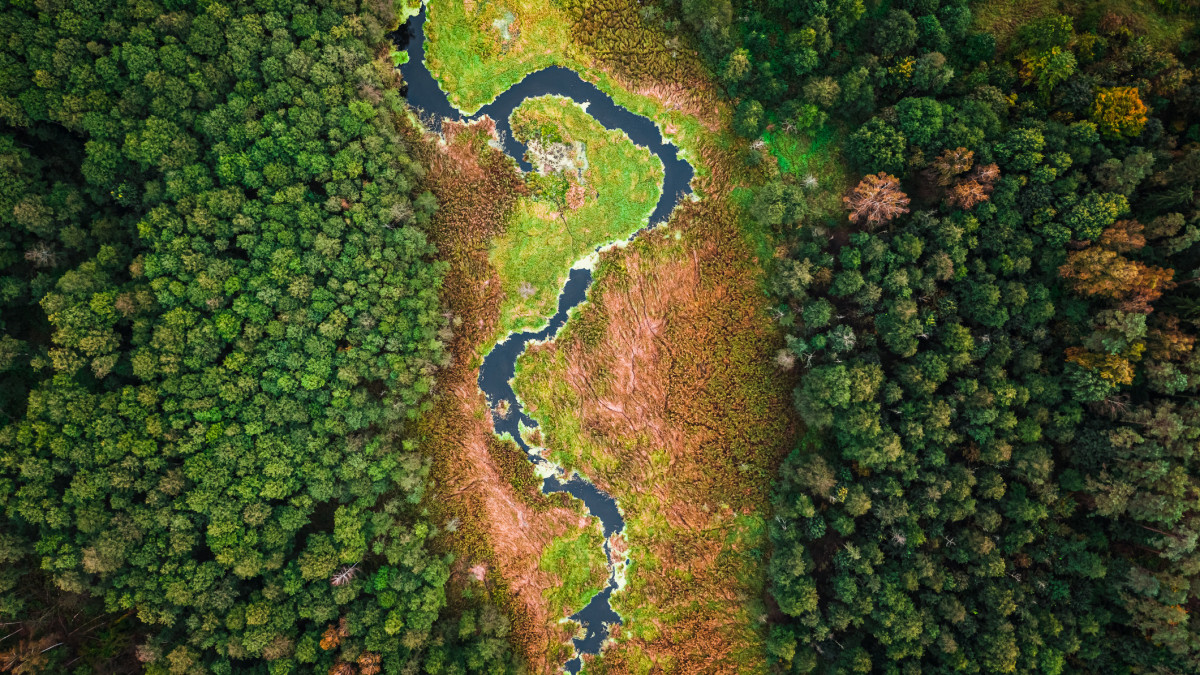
xmin=395 ymin=7 xmax=694 ymax=671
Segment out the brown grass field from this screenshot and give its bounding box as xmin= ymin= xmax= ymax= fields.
xmin=515 ymin=197 xmax=799 ymax=673
xmin=414 ymin=118 xmax=609 ymax=671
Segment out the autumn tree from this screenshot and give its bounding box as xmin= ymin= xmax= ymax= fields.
xmin=1060 ymin=245 xmax=1175 ymax=312
xmin=1091 ymin=86 xmax=1149 ymax=138
xmin=929 ymin=147 xmax=975 ymax=186
xmin=844 ymin=173 xmax=911 ymax=228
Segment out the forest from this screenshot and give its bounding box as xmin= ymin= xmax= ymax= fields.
xmin=0 ymin=0 xmax=515 ymax=672
xmin=1 ymin=0 xmax=1198 ymax=673
xmin=677 ymin=0 xmax=1200 ymax=672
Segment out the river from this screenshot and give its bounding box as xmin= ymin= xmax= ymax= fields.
xmin=395 ymin=7 xmax=694 ymax=671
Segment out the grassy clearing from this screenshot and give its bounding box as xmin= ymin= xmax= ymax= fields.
xmin=764 ymin=124 xmax=846 ymax=192
xmin=489 ymin=95 xmax=663 ymax=338
xmin=540 ymin=523 xmax=610 ymax=622
xmin=973 ymin=0 xmax=1195 ymax=51
xmin=734 ymin=123 xmax=852 ymax=265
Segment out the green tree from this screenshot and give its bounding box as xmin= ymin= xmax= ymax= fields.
xmin=846 ymin=118 xmax=908 ymax=175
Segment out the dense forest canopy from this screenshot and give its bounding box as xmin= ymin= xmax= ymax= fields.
xmin=0 ymin=0 xmax=517 ymax=672
xmin=2 ymin=0 xmax=1200 ymax=673
xmin=673 ymin=0 xmax=1200 ymax=672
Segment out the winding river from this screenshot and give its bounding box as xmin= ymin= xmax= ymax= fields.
xmin=396 ymin=7 xmax=694 ymax=672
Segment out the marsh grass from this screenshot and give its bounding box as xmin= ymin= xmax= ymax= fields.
xmin=489 ymin=95 xmax=663 ymax=338
xmin=540 ymin=524 xmax=611 ymax=622
xmin=511 ymin=200 xmax=797 ymax=672
xmin=972 ymin=0 xmax=1195 ymax=51
xmin=419 ymin=3 xmax=809 ymax=670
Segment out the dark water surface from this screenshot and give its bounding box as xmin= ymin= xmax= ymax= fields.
xmin=395 ymin=7 xmax=694 ymax=671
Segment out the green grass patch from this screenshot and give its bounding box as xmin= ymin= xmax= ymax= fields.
xmin=539 ymin=523 xmax=610 ymax=621
xmin=424 ymin=0 xmax=572 ymax=115
xmin=489 ymin=95 xmax=663 ymax=338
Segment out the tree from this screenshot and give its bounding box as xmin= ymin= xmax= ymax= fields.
xmin=930 ymin=147 xmax=975 ymax=185
xmin=1020 ymin=47 xmax=1077 ymax=100
xmin=803 ymin=76 xmax=841 ymax=109
xmin=846 ymin=118 xmax=908 ymax=175
xmin=874 ymin=10 xmax=919 ymax=58
xmin=720 ymin=48 xmax=752 ymax=89
xmin=839 ymin=66 xmax=877 ymax=117
xmin=896 ymin=97 xmax=944 ymax=148
xmin=1059 ymin=246 xmax=1175 ymax=312
xmin=947 ymin=180 xmax=990 ymax=210
xmin=1091 ymin=87 xmax=1149 ymax=139
xmin=1062 ymin=192 xmax=1130 ymax=241
xmin=734 ymin=99 xmax=766 ymax=138
xmin=844 ymin=173 xmax=911 ymax=228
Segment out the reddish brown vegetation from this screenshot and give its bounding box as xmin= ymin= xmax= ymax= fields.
xmin=924 ymin=148 xmax=998 ymax=210
xmin=320 ymin=618 xmax=349 ymax=651
xmin=1148 ymin=316 xmax=1196 ymax=361
xmin=524 ymin=199 xmax=796 ymax=672
xmin=414 ymin=119 xmax=600 ymax=672
xmin=1060 ymin=221 xmax=1176 ymax=313
xmin=930 ymin=147 xmax=975 ymax=185
xmin=1100 ymin=219 xmax=1147 ymax=252
xmin=844 ymin=172 xmax=910 ymax=227
xmin=357 ymin=651 xmax=382 ymax=675
xmin=566 ymin=183 xmax=588 ymax=210
xmin=947 ymin=179 xmax=990 ymax=210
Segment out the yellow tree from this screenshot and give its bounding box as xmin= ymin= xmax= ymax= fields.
xmin=1091 ymin=87 xmax=1149 ymax=138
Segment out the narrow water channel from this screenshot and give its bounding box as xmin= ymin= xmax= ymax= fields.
xmin=395 ymin=8 xmax=694 ymax=671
